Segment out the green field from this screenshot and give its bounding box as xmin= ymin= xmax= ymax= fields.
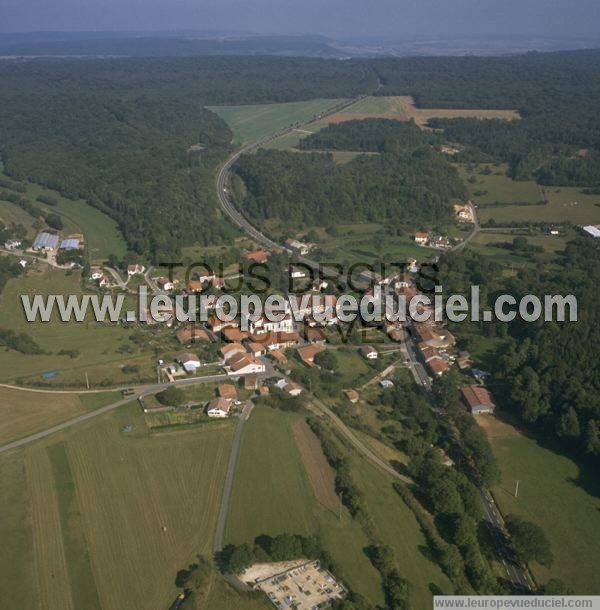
xmin=480 ymin=415 xmax=600 ymax=592
xmin=225 ymin=405 xmax=452 ymax=607
xmin=208 ymin=98 xmax=345 ymax=145
xmin=0 ymin=169 xmax=126 ymax=260
xmin=0 ymin=266 xmax=160 ymax=385
xmin=0 ymin=386 xmax=120 ymax=445
xmin=461 ymin=164 xmax=600 ymax=225
xmin=0 ymin=402 xmax=234 ymax=610
xmin=468 ymin=230 xmax=570 ymax=268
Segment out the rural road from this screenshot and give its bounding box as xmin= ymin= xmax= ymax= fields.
xmin=215 ymin=106 xmax=533 ymax=591
xmin=303 ymin=388 xmax=414 ymax=485
xmin=213 ymin=401 xmax=254 ymax=553
xmin=0 ymin=373 xmax=229 ymax=454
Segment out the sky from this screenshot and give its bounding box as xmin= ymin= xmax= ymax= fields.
xmin=1 ymin=0 xmax=600 ymax=39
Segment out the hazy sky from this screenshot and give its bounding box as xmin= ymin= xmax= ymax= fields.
xmin=1 ymin=0 xmax=599 ymax=38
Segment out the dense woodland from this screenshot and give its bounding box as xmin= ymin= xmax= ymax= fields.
xmin=0 ymin=58 xmax=375 ymax=260
xmin=2 ymin=51 xmax=600 ymax=258
xmin=234 ymin=148 xmax=466 ymax=229
xmin=438 ymin=238 xmax=600 ymax=463
xmin=298 ymin=118 xmax=439 ymax=152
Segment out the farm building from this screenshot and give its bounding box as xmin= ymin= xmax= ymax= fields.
xmin=59 ymin=237 xmax=81 ymax=250
xmin=33 ymin=231 xmax=59 ymax=251
xmin=461 ymin=385 xmax=496 ymax=414
xmin=582 ymin=225 xmax=600 ymax=238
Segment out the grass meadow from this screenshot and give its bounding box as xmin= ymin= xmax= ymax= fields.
xmin=479 ymin=414 xmax=600 ymax=592
xmin=0 ymin=168 xmax=126 ymax=260
xmin=461 ymin=164 xmax=600 ymax=225
xmin=208 ymin=99 xmax=345 ymax=145
xmin=0 ymin=402 xmax=234 ymax=610
xmin=0 ymin=386 xmax=120 ymax=445
xmin=224 ymin=405 xmax=453 ymax=608
xmin=0 ymin=266 xmax=165 ymax=386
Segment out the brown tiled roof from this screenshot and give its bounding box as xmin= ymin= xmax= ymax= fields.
xmin=218 ymin=384 xmax=238 ymax=400
xmin=176 ymin=325 xmax=209 ymax=344
xmin=297 ymin=343 xmax=326 ymax=365
xmin=461 ymin=385 xmax=496 ymax=411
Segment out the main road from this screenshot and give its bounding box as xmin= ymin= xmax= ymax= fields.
xmin=214 ymin=105 xmax=533 ymax=592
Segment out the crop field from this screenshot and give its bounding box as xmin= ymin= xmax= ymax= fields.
xmin=461 ymin=164 xmax=600 ymax=225
xmin=224 ymin=405 xmax=385 ymax=605
xmin=0 ymin=168 xmax=126 ymax=260
xmin=479 ymin=414 xmax=600 ymax=592
xmin=324 ymin=96 xmax=519 ymax=128
xmin=0 ymin=266 xmax=161 ymax=385
xmin=291 ymin=419 xmax=338 ymax=510
xmin=0 ymin=386 xmax=120 ymax=445
xmin=208 ymin=98 xmax=345 ymax=145
xmin=0 ymin=402 xmax=234 ymax=610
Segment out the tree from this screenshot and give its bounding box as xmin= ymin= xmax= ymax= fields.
xmin=155 ymin=386 xmax=185 ymax=407
xmin=505 ymin=515 xmax=553 ymax=567
xmin=45 ymin=212 xmax=63 ymax=230
xmin=314 ymin=350 xmax=338 ymax=372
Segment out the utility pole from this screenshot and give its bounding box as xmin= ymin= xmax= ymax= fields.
xmin=338 ymin=491 xmax=343 ymax=521
xmin=514 ymin=480 xmax=520 ymax=498
xmin=85 ymin=372 xmax=90 ymax=390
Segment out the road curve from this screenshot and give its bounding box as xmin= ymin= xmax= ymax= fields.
xmin=215 ymin=106 xmax=532 ymax=591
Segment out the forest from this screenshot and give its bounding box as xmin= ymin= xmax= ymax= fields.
xmin=2 ymin=50 xmax=600 ymax=259
xmin=298 ymin=118 xmax=439 ymax=152
xmin=234 ymin=148 xmax=466 ymax=229
xmin=0 ymin=57 xmax=376 ymax=261
xmin=438 ymin=238 xmax=600 ymax=464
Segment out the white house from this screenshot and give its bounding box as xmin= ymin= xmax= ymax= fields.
xmin=127 ymin=264 xmax=145 ymax=276
xmin=178 ymin=352 xmax=201 ymax=373
xmin=248 ymin=313 xmax=294 ymax=335
xmin=284 ymin=381 xmax=303 ymax=397
xmin=156 ymin=277 xmax=174 ymax=291
xmin=290 ymin=266 xmax=307 ymax=279
xmin=99 ymin=275 xmax=111 ymax=288
xmin=360 ymin=346 xmax=378 ymax=360
xmin=285 ymin=238 xmax=311 ymax=255
xmin=18 ymin=259 xmax=28 ymax=268
xmin=414 ymin=232 xmax=429 ymax=245
xmin=207 ymin=398 xmax=231 ymax=418
xmin=227 ymin=353 xmax=266 ymax=376
xmin=4 ymin=239 xmax=22 ymax=250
